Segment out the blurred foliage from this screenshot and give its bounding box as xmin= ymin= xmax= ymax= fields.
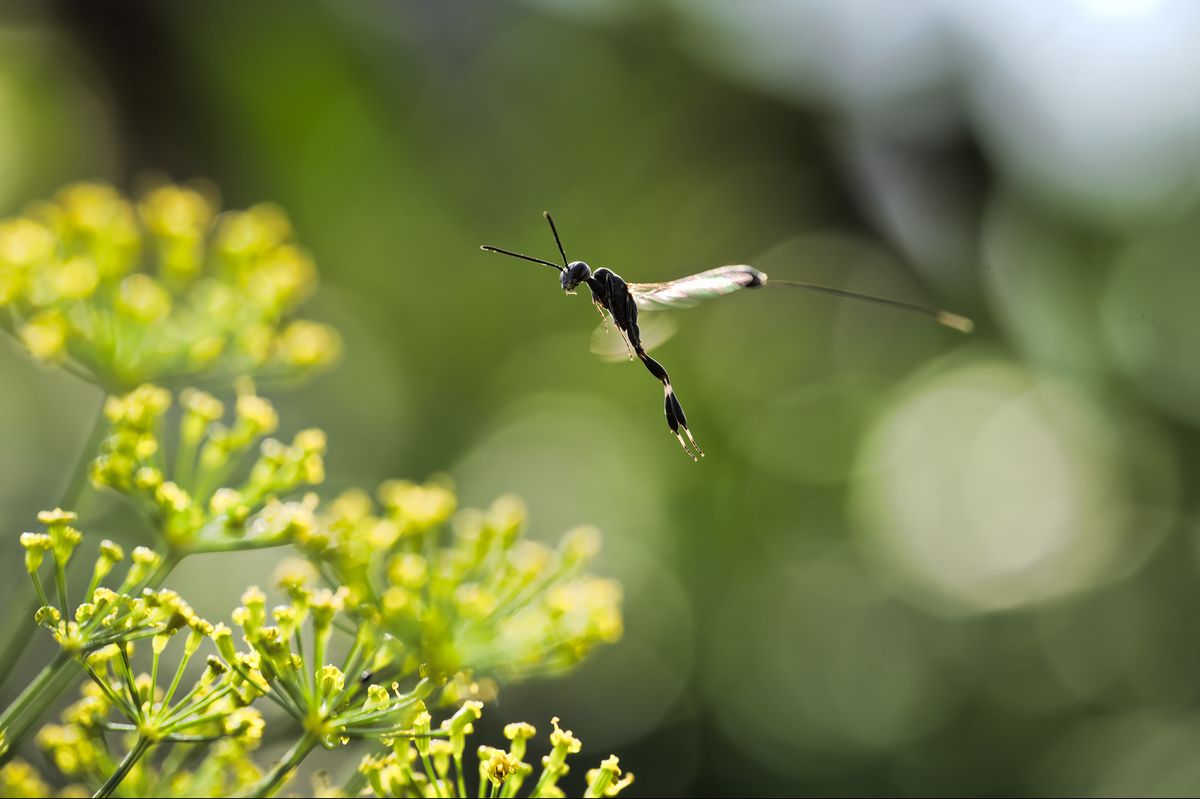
xmin=1 ymin=0 xmax=1200 ymax=795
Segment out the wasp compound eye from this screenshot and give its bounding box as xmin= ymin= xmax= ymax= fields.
xmin=562 ymin=261 xmax=592 ymax=291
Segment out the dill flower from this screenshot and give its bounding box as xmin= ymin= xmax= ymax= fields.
xmin=310 ymin=481 xmax=624 ymax=682
xmin=0 ymin=181 xmax=340 ymax=390
xmin=1 ymin=513 xmax=209 ymax=759
xmin=359 ymin=711 xmax=633 ymax=798
xmin=18 ymin=511 xmax=177 ymax=656
xmin=223 ymin=585 xmax=451 ymax=797
xmin=33 ymin=641 xmax=265 ymax=799
xmin=79 ymin=628 xmax=259 ymax=745
xmin=91 ymin=382 xmax=326 ymax=553
xmin=227 ymin=585 xmax=433 ymax=747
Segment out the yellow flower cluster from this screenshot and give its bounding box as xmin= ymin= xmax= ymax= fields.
xmin=310 ymin=481 xmax=624 ymax=681
xmin=5 ymin=494 xmax=629 ymax=797
xmin=0 ymin=181 xmax=340 ymax=389
xmin=222 ymin=585 xmax=435 ymax=752
xmin=360 ymin=711 xmax=633 ymax=798
xmin=17 ymin=510 xmax=181 ymax=656
xmin=91 ymin=383 xmax=325 ymax=552
xmin=28 ymin=676 xmax=263 ymax=798
xmin=76 ymin=632 xmax=264 ymax=740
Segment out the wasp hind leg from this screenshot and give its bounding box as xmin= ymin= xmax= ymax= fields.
xmin=664 ymin=385 xmax=704 ymax=461
xmin=637 ymin=346 xmax=703 ymax=460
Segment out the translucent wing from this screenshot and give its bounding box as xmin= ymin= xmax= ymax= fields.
xmin=628 ymin=265 xmax=767 ymax=311
xmin=590 ymin=313 xmax=678 ymax=361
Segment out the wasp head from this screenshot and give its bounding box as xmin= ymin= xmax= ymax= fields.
xmin=561 ymin=261 xmax=592 ymax=294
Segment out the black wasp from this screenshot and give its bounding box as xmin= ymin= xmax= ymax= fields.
xmin=482 ymin=212 xmax=972 ymax=461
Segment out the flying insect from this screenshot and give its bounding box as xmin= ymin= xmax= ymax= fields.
xmin=481 ymin=212 xmax=972 ymax=460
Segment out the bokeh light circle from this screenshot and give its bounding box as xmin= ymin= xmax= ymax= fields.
xmin=851 ymin=356 xmax=1164 ymax=615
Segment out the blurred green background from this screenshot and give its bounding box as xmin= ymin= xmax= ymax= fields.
xmin=3 ymin=0 xmax=1200 ymax=795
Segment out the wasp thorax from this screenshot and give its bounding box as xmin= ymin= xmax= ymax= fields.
xmin=562 ymin=261 xmax=592 ymax=293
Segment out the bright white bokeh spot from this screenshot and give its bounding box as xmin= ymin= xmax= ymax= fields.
xmin=1075 ymin=0 xmax=1165 ymax=19
xmin=652 ymin=0 xmax=1200 ymax=220
xmin=851 ymin=357 xmax=1149 ymax=614
xmin=664 ymin=0 xmax=952 ymax=137
xmin=949 ymin=0 xmax=1200 ymax=220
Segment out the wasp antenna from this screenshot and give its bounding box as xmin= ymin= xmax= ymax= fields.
xmin=480 ymin=244 xmax=565 ymax=273
xmin=543 ymin=211 xmax=569 ymax=268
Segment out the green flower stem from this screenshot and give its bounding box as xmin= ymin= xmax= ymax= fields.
xmin=528 ymin=765 xmax=553 ymax=799
xmin=422 ymin=751 xmax=445 ymax=799
xmin=173 ymin=430 xmax=199 ymax=494
xmin=247 ymin=731 xmax=320 ymax=798
xmin=456 ymin=753 xmax=468 ymax=798
xmin=147 ymin=549 xmax=184 ymax=590
xmin=0 ymin=394 xmax=107 ymax=686
xmin=0 ymin=649 xmax=74 ymax=760
xmin=54 ymin=559 xmax=70 ymax=618
xmin=94 ymin=735 xmax=153 ymax=799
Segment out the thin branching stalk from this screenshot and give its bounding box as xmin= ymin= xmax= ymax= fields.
xmin=94 ymin=735 xmax=153 ymax=799
xmin=0 ymin=650 xmax=74 ymax=761
xmin=246 ymin=731 xmax=319 ymax=798
xmin=0 ymin=395 xmax=107 ymax=685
